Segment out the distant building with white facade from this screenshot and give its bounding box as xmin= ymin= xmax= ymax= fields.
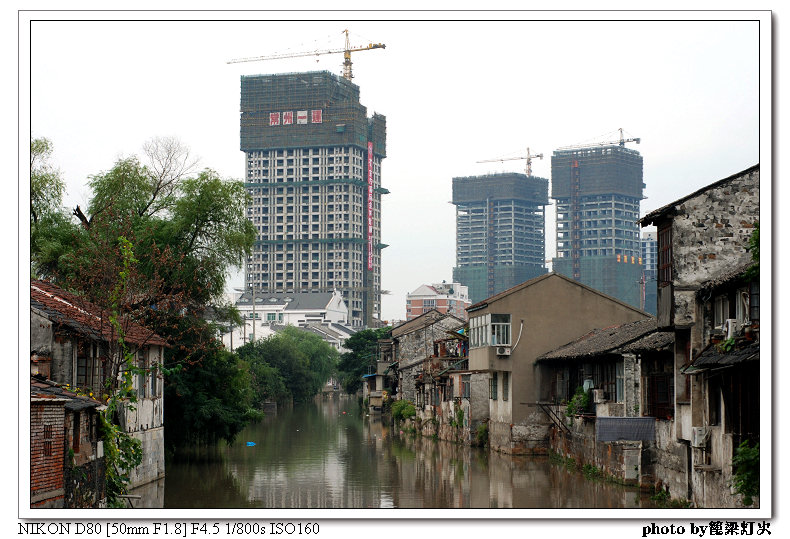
xmin=405 ymin=282 xmax=471 ymax=321
xmin=221 ymin=290 xmax=351 ymax=351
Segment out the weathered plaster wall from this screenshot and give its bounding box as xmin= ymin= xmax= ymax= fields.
xmin=671 ymin=169 xmax=759 ymax=326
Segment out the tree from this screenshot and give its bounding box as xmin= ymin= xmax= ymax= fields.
xmin=336 ymin=327 xmax=390 ymax=394
xmin=164 ymin=321 xmax=260 ymax=449
xmin=31 ymin=138 xmax=258 ymax=450
xmin=30 ymin=137 xmax=65 ymax=226
xmin=237 ymin=327 xmax=339 ymax=404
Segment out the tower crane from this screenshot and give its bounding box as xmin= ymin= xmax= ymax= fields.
xmin=557 ymin=128 xmax=641 ymax=151
xmin=477 ymin=147 xmax=544 ymax=177
xmin=227 ymin=29 xmax=385 ymax=81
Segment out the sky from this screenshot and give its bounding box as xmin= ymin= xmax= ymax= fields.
xmin=23 ymin=11 xmax=768 ymax=323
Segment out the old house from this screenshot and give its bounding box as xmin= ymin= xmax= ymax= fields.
xmin=390 ymin=309 xmax=466 ymax=404
xmin=535 ymin=317 xmax=674 ymax=485
xmin=467 ymin=272 xmax=650 ymax=455
xmin=30 ymin=279 xmax=168 ymax=492
xmin=30 ymin=376 xmax=105 ymax=508
xmin=639 ymin=164 xmax=760 ymax=507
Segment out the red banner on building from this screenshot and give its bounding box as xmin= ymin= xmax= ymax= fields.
xmin=311 ymin=110 xmax=323 ymax=124
xmin=282 ymin=111 xmax=293 ymax=125
xmin=367 ymin=142 xmax=374 ymax=271
xmin=269 ymin=112 xmax=280 ymax=126
xmin=297 ymin=110 xmax=308 ymax=124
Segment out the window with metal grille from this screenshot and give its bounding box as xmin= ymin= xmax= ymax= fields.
xmin=657 ymin=224 xmax=672 ymax=287
xmin=461 ymin=375 xmax=471 ymax=399
xmin=43 ymin=424 xmax=53 ymax=456
xmin=490 ymin=373 xmax=498 ymax=401
xmin=502 ymin=372 xmax=509 ymax=401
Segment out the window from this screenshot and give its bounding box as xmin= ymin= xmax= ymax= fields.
xmin=657 ymin=223 xmax=672 ymax=287
xmin=490 ymin=373 xmax=498 ymax=401
xmin=615 ymin=363 xmax=624 ymax=402
xmin=461 ymin=375 xmax=471 ymax=399
xmin=491 ymin=314 xmax=511 ymax=346
xmin=714 ymin=295 xmax=730 ymax=329
xmin=749 ymin=281 xmax=760 ymax=322
xmin=137 ymin=349 xmax=148 ymax=399
xmin=503 ymin=372 xmax=509 ymax=401
xmin=43 ymin=424 xmax=53 ymax=457
xmin=267 ymin=313 xmax=277 ymax=322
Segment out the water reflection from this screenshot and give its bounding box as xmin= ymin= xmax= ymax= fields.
xmin=164 ymin=395 xmax=656 ymax=509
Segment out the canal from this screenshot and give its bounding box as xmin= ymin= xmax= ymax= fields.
xmin=162 ymin=394 xmax=660 ymax=509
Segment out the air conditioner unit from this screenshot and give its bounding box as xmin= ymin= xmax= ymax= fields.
xmin=592 ymin=389 xmax=605 ymax=404
xmin=496 ymin=346 xmax=511 ymax=356
xmin=691 ymin=426 xmax=709 ymax=448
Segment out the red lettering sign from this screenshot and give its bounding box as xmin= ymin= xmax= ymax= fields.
xmin=269 ymin=112 xmax=280 ymax=126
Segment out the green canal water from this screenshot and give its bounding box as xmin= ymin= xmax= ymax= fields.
xmin=161 ymin=394 xmax=660 ymax=509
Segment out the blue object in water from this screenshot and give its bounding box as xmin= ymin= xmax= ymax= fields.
xmin=246 ymin=442 xmax=256 ymax=447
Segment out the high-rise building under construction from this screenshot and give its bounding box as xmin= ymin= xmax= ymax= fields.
xmin=452 ymin=173 xmax=549 ymax=304
xmin=239 ymin=71 xmax=387 ymax=328
xmin=551 ymin=140 xmax=644 ymax=309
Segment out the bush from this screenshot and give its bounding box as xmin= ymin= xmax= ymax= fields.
xmin=566 ymin=386 xmax=590 ymax=416
xmin=475 ymin=422 xmax=489 ymax=447
xmin=391 ymin=400 xmax=416 ymax=423
xmin=732 ymin=440 xmax=760 ymax=506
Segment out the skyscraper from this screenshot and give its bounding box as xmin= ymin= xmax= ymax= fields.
xmin=551 ymin=141 xmax=644 ymax=308
xmin=640 ymin=230 xmax=658 ymax=315
xmin=452 ymin=172 xmax=548 ymax=304
xmin=239 ymin=71 xmax=387 ymax=328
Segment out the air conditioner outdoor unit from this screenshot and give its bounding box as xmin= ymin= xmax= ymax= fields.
xmin=496 ymin=346 xmax=511 ymax=356
xmin=592 ymin=389 xmax=605 ymax=404
xmin=691 ymin=426 xmax=710 ymax=448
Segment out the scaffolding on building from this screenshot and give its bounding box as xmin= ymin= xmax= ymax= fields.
xmin=240 ymin=71 xmax=386 ymax=157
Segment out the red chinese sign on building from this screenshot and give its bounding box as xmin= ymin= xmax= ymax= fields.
xmin=269 ymin=110 xmax=321 ymax=126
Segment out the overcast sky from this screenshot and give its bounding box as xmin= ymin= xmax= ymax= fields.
xmin=23 ymin=11 xmax=768 ymax=322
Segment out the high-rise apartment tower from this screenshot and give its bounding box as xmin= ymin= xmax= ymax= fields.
xmin=551 ymin=142 xmax=644 ymax=308
xmin=452 ymin=173 xmax=548 ymax=304
xmin=239 ymin=71 xmax=387 ymax=328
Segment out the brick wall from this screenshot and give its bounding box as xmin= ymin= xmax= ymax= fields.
xmin=30 ymin=401 xmax=65 ymax=507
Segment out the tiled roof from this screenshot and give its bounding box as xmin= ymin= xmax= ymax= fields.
xmin=689 ymin=340 xmax=759 ymax=369
xmin=236 ymin=291 xmax=335 ymax=311
xmin=537 ymin=318 xmax=659 ymax=361
xmin=31 ymin=376 xmax=104 ymax=411
xmin=31 ymin=280 xmax=168 ymax=347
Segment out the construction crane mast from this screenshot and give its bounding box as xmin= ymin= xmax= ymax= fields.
xmin=477 ymin=147 xmax=544 ymax=177
xmin=227 ymin=29 xmax=385 ymax=81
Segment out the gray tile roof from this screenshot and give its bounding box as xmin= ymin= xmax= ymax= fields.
xmin=537 ymin=318 xmax=660 ymax=362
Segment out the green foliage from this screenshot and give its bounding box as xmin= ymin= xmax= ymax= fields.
xmin=450 ymin=407 xmax=464 ymax=428
xmin=732 ymin=440 xmax=760 ymax=506
xmin=391 ymin=400 xmax=416 ymax=423
xmin=237 ymin=326 xmax=339 ymax=404
xmin=30 ymin=137 xmax=65 ymax=226
xmin=475 ymin=422 xmax=489 ymax=447
xmin=650 ymin=488 xmax=691 ymax=509
xmin=164 ymin=328 xmax=261 ymax=449
xmin=336 ymin=327 xmax=390 ymax=394
xmin=99 ymin=412 xmax=142 ymax=507
xmin=565 ymin=386 xmax=590 ymax=416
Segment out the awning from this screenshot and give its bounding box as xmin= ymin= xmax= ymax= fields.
xmin=683 ymin=340 xmax=759 ymax=373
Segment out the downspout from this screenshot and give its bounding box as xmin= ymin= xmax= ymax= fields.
xmin=511 ymin=320 xmax=524 ymax=351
